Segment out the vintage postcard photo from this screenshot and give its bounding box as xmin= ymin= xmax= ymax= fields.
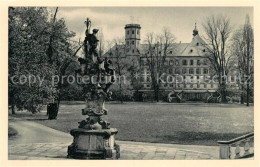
xmin=1 ymin=1 xmax=258 ymax=166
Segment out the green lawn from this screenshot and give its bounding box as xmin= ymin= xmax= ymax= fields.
xmin=9 ymin=102 xmax=254 ymax=146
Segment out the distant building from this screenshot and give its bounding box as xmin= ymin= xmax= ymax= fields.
xmin=104 ymin=23 xmax=229 ymax=102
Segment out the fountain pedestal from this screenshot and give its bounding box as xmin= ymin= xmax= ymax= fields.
xmin=67 ymin=128 xmax=120 ymax=159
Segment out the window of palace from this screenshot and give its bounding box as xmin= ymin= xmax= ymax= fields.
xmin=132 ymin=30 xmax=135 ymax=34
xmin=231 ymin=76 xmax=235 ymax=82
xmin=137 ymin=30 xmax=139 ymax=34
xmin=146 ymin=84 xmax=150 ymax=88
xmin=203 ymin=60 xmax=207 ymax=65
xmin=197 ymin=76 xmax=200 ymax=79
xmin=170 ymin=84 xmax=173 ymax=87
xmin=169 ymin=68 xmax=173 ymax=74
xmin=197 ymin=60 xmax=201 ymax=66
xmin=196 ymin=68 xmax=200 ymax=74
xmin=127 ymin=30 xmax=129 ymax=35
xmin=127 ymin=41 xmax=129 ymax=45
xmin=147 ymin=76 xmax=151 ymax=82
xmin=190 ymin=84 xmax=193 ymax=88
xmin=169 ymin=60 xmax=174 ymax=65
xmin=132 ymin=41 xmax=134 ymax=45
xmin=132 ymin=49 xmax=135 ymax=53
xmin=204 ymin=84 xmax=207 ymax=88
xmin=140 ymin=76 xmax=145 ymax=82
xmin=175 ymin=68 xmax=180 ymax=74
xmin=211 ymin=84 xmax=214 ymax=88
xmin=190 ymin=60 xmax=194 ymax=66
xmin=175 ymin=60 xmax=179 ymax=66
xmin=184 ymin=84 xmax=186 ymax=88
xmin=203 ymin=68 xmax=209 ymax=74
xmin=159 ymin=51 xmax=161 ymax=54
xmin=182 ymin=60 xmax=187 ymax=65
xmin=140 ymin=60 xmax=145 ymax=65
xmin=182 ymin=68 xmax=187 ymax=74
xmin=197 ymin=83 xmax=200 ymax=88
xmin=189 ymin=68 xmax=194 ymax=74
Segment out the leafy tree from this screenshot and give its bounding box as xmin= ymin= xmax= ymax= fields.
xmin=8 ymin=7 xmax=79 ymax=114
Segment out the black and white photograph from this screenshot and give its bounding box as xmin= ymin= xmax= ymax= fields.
xmin=4 ymin=3 xmax=257 ymax=164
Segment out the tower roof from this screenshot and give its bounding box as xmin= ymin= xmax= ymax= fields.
xmin=125 ymin=24 xmax=141 ymax=29
xmin=193 ymin=23 xmax=198 ymax=36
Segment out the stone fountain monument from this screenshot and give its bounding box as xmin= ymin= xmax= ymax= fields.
xmin=67 ymin=18 xmax=120 ymax=159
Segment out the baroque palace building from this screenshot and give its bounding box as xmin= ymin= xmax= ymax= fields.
xmin=104 ymin=23 xmax=223 ymax=102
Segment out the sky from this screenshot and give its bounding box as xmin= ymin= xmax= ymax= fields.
xmin=57 ymin=7 xmax=253 ymax=44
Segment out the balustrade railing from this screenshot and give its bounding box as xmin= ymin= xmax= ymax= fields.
xmin=217 ymin=132 xmax=254 ymax=159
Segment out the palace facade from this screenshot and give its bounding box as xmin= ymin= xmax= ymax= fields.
xmin=104 ymin=23 xmax=224 ymax=102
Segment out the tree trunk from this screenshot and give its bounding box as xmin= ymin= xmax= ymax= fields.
xmin=155 ymin=85 xmax=159 ymax=102
xmin=11 ymin=104 xmax=16 ymax=114
xmin=246 ymin=79 xmax=250 ymax=106
xmin=240 ymin=92 xmax=244 ymax=104
xmin=220 ymin=84 xmax=227 ymax=103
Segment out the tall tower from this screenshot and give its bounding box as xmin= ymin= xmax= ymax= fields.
xmin=125 ymin=24 xmax=141 ymax=48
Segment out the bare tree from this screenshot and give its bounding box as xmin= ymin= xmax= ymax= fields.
xmin=144 ymin=28 xmax=175 ymax=102
xmin=202 ymin=15 xmax=233 ymax=102
xmin=232 ymin=15 xmax=254 ymax=106
xmin=106 ymin=38 xmax=134 ymax=103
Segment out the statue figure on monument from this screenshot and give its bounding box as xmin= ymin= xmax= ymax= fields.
xmin=68 ymin=18 xmax=119 ymax=159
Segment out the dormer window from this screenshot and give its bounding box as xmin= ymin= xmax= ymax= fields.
xmin=196 ymin=43 xmax=199 ymax=46
xmin=132 ymin=30 xmax=135 ymax=34
xmin=169 ymin=51 xmax=173 ymax=54
xmin=190 ymin=49 xmax=193 ymax=53
xmin=203 ymin=49 xmax=206 ymax=52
